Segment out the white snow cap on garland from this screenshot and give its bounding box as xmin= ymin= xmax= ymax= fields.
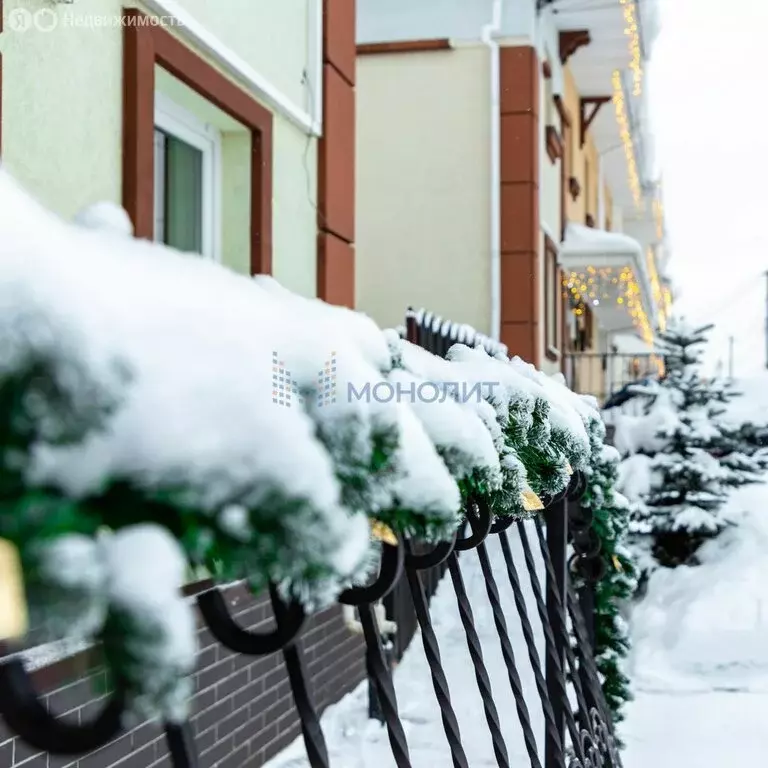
xmin=442 ymin=343 xmax=536 ymax=429
xmin=101 ymin=525 xmax=197 ymax=724
xmin=0 ymin=170 xmax=372 ymax=597
xmin=73 ymin=202 xmax=134 ymax=237
xmin=251 ymin=277 xmax=462 ymax=528
xmin=387 ymin=368 xmax=502 ymax=487
xmin=508 ymin=357 xmax=591 ymax=459
xmin=27 ymin=525 xmax=196 ymax=722
xmin=385 ymin=333 xmax=503 ymax=483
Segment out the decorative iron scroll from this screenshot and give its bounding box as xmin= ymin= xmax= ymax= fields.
xmin=0 ymin=473 xmax=624 ymax=768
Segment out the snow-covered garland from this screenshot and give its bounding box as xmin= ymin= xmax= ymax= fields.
xmin=0 ymin=171 xmax=601 ymax=727
xmin=577 ymin=415 xmax=637 ymax=732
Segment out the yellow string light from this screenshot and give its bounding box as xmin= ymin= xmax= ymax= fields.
xmin=619 ymin=0 xmax=643 ymax=96
xmin=662 ymin=285 xmax=672 ymax=318
xmin=563 ymin=266 xmax=653 ymax=345
xmin=645 ymin=247 xmax=665 ymax=332
xmin=652 ymin=197 xmax=664 ymax=241
xmin=612 ymin=70 xmax=642 ymax=210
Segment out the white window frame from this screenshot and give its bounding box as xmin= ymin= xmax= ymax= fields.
xmin=154 ymin=92 xmax=222 ymax=261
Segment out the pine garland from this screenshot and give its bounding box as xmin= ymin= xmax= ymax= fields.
xmin=580 ymin=419 xmax=637 ymax=728
xmin=0 ymin=176 xmax=610 ymax=726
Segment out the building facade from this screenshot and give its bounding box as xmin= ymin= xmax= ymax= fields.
xmin=0 ymin=0 xmax=356 ymax=308
xmin=355 ymin=0 xmax=669 ymax=397
xmin=0 ymin=2 xmax=363 ymax=767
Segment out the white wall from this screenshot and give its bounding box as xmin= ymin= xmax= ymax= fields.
xmin=357 ymin=0 xmax=537 ymax=45
xmin=357 ymin=0 xmax=493 ymax=43
xmin=168 ymin=0 xmax=313 ymax=121
xmin=356 ymin=46 xmax=491 ymax=333
xmin=1 ymin=0 xmax=125 ymax=216
xmin=0 ymin=0 xmax=317 ymax=294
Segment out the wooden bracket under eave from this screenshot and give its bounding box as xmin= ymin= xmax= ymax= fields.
xmin=356 ymin=39 xmax=451 ymax=55
xmin=542 ymin=59 xmax=552 ymax=79
xmin=559 ymin=30 xmax=591 ymax=65
xmin=580 ymin=96 xmax=611 ymax=147
xmin=546 ymin=126 xmax=563 ymax=164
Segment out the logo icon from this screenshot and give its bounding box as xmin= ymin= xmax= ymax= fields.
xmin=7 ymin=8 xmax=32 ymax=32
xmin=272 ymin=352 xmax=337 ymax=408
xmin=34 ymin=8 xmax=59 ymax=32
xmin=316 ymin=353 xmax=337 ymax=408
xmin=7 ymin=7 xmax=59 ymax=32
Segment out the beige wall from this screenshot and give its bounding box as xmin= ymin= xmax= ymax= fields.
xmin=0 ymin=0 xmax=317 ymax=295
xmin=356 ymin=46 xmax=491 ymax=333
xmin=584 ymin=139 xmax=599 ymax=220
xmin=562 ymin=66 xmax=602 ymax=228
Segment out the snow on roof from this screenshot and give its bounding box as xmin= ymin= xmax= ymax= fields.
xmin=561 ymin=223 xmax=644 ymax=261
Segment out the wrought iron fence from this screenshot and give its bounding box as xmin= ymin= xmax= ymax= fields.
xmin=0 ymin=311 xmax=622 ymax=768
xmin=564 ymin=351 xmax=664 ymax=406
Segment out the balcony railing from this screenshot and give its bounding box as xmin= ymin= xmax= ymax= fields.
xmin=564 ymin=352 xmax=665 ymax=405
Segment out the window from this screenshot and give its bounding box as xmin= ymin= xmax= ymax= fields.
xmin=154 ymin=93 xmax=221 ymax=260
xmin=544 ymin=236 xmax=560 ymax=360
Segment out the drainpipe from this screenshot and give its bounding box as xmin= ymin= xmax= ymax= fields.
xmin=483 ymin=0 xmax=503 ymax=341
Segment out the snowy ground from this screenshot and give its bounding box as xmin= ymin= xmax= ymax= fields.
xmin=267 ymin=483 xmax=768 ymax=767
xmin=266 ymin=521 xmax=551 ymax=768
xmin=622 ymin=481 xmax=768 ymax=766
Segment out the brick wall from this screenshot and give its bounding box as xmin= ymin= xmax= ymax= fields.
xmin=0 ymin=583 xmax=366 ymax=768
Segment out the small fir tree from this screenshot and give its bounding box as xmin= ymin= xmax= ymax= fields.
xmin=631 ymin=320 xmax=734 ymax=566
xmin=703 ymin=377 xmax=765 ymax=488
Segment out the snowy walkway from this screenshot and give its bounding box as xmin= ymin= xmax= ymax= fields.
xmin=622 ymin=482 xmax=768 ymax=766
xmin=623 ymin=689 xmax=766 ymax=767
xmin=267 ymin=484 xmax=768 ymax=767
xmin=266 ymin=521 xmax=550 ymax=767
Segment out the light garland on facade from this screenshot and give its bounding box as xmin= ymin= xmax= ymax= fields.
xmin=612 ymin=70 xmax=642 ymax=210
xmin=652 ymin=197 xmax=664 ymax=240
xmin=662 ymin=285 xmax=672 ymax=317
xmin=562 ymin=266 xmax=653 ymax=345
xmin=646 ymin=247 xmax=662 ymax=305
xmin=619 ymin=0 xmax=643 ymax=96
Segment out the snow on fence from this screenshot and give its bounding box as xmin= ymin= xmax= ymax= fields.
xmin=0 ymin=323 xmax=622 ymax=768
xmin=0 ymin=173 xmax=622 ymax=768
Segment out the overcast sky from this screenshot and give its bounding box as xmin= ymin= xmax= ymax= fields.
xmin=650 ymin=0 xmax=767 ymax=377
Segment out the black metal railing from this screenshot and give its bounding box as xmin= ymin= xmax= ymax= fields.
xmin=564 ymin=351 xmax=664 ymax=406
xmin=404 ymin=307 xmax=508 ymax=359
xmin=0 ymin=310 xmax=623 ymax=768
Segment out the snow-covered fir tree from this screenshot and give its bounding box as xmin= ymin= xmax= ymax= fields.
xmin=704 ymin=377 xmax=766 ymax=488
xmin=629 ymin=320 xmax=736 ymax=567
